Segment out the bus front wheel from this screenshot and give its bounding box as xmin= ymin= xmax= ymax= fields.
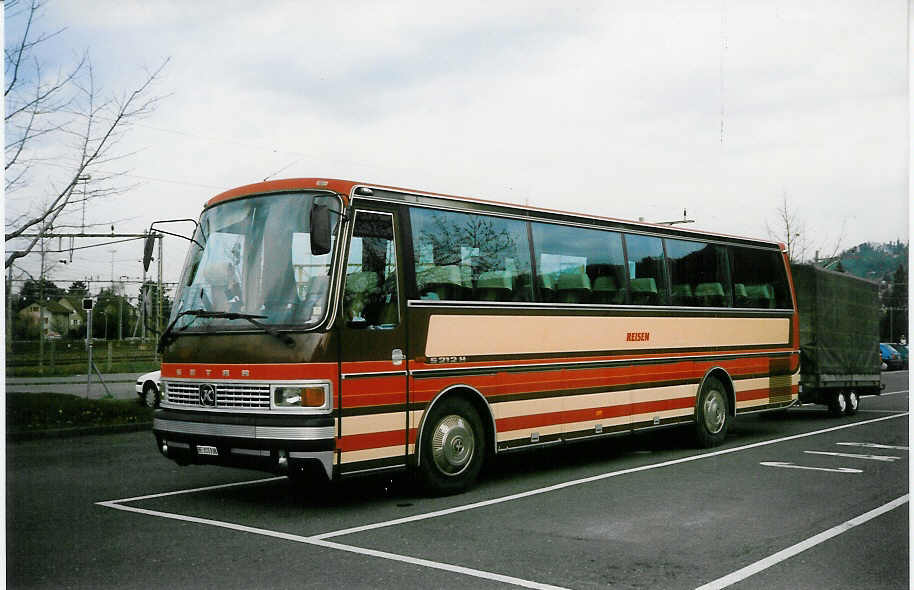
xmin=418 ymin=397 xmax=485 ymax=495
xmin=694 ymin=376 xmax=729 ymax=448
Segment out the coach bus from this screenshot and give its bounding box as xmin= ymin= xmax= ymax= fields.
xmin=150 ymin=178 xmax=799 ymax=494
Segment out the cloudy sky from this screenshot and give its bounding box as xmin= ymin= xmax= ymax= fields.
xmin=4 ymin=0 xmax=909 ymax=293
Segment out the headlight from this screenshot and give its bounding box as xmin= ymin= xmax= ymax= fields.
xmin=272 ymin=383 xmax=330 ymax=410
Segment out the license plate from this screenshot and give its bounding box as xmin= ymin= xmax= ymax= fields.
xmin=196 ymin=445 xmax=219 ymax=456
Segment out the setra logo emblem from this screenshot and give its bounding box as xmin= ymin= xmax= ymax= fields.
xmin=199 ymin=383 xmax=216 ymax=407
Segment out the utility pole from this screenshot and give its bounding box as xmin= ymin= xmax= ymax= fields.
xmin=6 ymin=261 xmax=13 ymax=353
xmin=79 ymin=174 xmax=91 ymax=233
xmin=38 ymin=238 xmax=46 ymax=373
xmin=156 ymin=234 xmax=163 ymax=362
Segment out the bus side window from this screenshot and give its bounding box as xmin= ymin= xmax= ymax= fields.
xmin=531 ymin=222 xmax=627 ymax=305
xmin=624 ymin=234 xmax=668 ymax=305
xmin=665 ymin=238 xmax=731 ymax=307
xmin=409 ymin=208 xmax=533 ymax=302
xmin=730 ymin=247 xmax=791 ymax=309
xmin=344 ymin=211 xmax=399 ymax=329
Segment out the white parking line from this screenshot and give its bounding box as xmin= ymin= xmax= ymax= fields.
xmin=104 ymin=476 xmax=286 ymax=504
xmin=96 ymin=500 xmax=571 ymax=590
xmin=97 ymin=411 xmax=908 ymax=589
xmin=313 ymin=412 xmax=907 ymax=540
xmin=837 ymin=442 xmax=909 ymax=451
xmin=872 ymin=389 xmax=909 ymax=397
xmin=804 ymin=450 xmax=900 ymax=462
xmin=759 ymin=461 xmax=863 ymax=473
xmin=694 ymin=494 xmax=909 ymax=590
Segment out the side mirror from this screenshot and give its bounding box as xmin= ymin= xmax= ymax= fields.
xmin=310 ymin=204 xmax=332 ymax=255
xmin=143 ymin=234 xmax=156 ymax=272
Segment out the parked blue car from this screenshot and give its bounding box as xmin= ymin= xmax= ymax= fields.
xmin=880 ymin=343 xmax=902 ymax=371
xmin=891 ymin=343 xmax=908 ymax=369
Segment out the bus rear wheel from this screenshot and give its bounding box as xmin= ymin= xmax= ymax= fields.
xmin=418 ymin=397 xmax=485 ymax=495
xmin=694 ymin=376 xmax=729 ymax=448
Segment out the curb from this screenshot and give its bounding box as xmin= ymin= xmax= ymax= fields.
xmin=7 ymin=421 xmax=153 ymax=443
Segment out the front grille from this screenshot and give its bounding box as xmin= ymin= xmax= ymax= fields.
xmin=165 ymin=381 xmax=271 ymax=409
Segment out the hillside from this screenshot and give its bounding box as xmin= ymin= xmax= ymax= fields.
xmin=832 ymin=241 xmax=908 ymax=280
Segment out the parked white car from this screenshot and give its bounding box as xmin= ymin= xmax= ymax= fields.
xmin=136 ymin=370 xmax=161 ymax=408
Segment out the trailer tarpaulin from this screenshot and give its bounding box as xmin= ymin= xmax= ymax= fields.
xmin=792 ymin=264 xmax=881 ymax=383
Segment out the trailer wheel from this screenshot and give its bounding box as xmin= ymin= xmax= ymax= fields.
xmin=828 ymin=390 xmax=847 ymax=417
xmin=694 ymin=376 xmax=729 ymax=448
xmin=843 ymin=391 xmax=859 ymax=416
xmin=418 ymin=397 xmax=485 ymax=495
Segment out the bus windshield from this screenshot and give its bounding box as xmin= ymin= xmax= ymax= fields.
xmin=170 ymin=191 xmax=341 ymax=331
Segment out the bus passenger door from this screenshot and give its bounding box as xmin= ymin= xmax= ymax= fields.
xmin=337 ymin=207 xmax=408 ymax=476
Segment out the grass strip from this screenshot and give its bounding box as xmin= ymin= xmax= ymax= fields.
xmin=6 ymin=392 xmax=153 ymax=434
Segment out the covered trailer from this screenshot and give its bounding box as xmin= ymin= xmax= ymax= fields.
xmin=792 ymin=264 xmax=882 ymax=415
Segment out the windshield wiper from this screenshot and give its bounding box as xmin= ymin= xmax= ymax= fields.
xmin=158 ymin=309 xmax=295 ymax=352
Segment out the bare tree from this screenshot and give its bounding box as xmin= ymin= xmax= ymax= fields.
xmin=765 ymin=192 xmax=846 ymax=265
xmin=4 ymin=0 xmax=169 ymax=268
xmin=765 ymin=193 xmax=809 ymax=264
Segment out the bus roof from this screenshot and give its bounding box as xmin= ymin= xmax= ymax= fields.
xmin=206 ymin=177 xmax=786 ymax=250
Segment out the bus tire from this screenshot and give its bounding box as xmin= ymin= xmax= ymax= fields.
xmin=828 ymin=390 xmax=847 ymax=417
xmin=694 ymin=376 xmax=729 ymax=448
xmin=843 ymin=391 xmax=859 ymax=416
xmin=418 ymin=397 xmax=485 ymax=495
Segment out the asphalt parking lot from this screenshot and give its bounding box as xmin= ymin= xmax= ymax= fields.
xmin=7 ymin=371 xmax=908 ymax=589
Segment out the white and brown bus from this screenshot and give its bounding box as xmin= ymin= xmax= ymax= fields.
xmin=151 ymin=178 xmax=799 ymax=493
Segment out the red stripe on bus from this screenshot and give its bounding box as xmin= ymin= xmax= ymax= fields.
xmin=496 ymin=397 xmax=695 ymax=432
xmin=341 ymin=374 xmax=407 ymax=409
xmin=736 ymin=388 xmax=772 ymax=402
xmin=337 ymin=430 xmax=406 ymax=452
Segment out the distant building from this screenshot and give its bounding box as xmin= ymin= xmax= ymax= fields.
xmin=57 ymin=296 xmax=88 ymax=333
xmin=18 ymin=300 xmax=72 ymax=338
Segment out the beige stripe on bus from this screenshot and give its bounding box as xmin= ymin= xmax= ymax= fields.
xmin=340 ymin=412 xmax=406 ymax=436
xmin=426 ymin=315 xmax=791 ymax=358
xmin=340 ymin=445 xmax=404 ymax=464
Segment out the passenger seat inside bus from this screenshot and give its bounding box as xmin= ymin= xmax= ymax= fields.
xmin=537 ymin=273 xmax=557 ymax=302
xmin=671 ymin=283 xmax=694 ymax=306
xmin=592 ymin=275 xmax=622 ymax=304
xmin=476 ymin=270 xmax=514 ymax=301
xmin=417 ymin=265 xmax=464 ymax=301
xmin=630 ymin=277 xmax=659 ymax=305
xmin=744 ymin=284 xmax=775 ymax=308
xmin=733 ymin=283 xmax=749 ymax=307
xmin=344 ymin=271 xmax=378 ymax=322
xmin=556 ymin=271 xmax=592 ymax=303
xmin=695 ymin=282 xmax=726 ymax=307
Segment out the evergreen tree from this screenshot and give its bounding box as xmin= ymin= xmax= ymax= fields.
xmin=18 ymin=279 xmax=64 ymax=306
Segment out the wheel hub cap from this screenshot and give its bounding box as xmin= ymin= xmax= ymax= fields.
xmin=704 ymin=390 xmax=726 ymax=434
xmin=431 ymin=415 xmax=475 ymax=476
